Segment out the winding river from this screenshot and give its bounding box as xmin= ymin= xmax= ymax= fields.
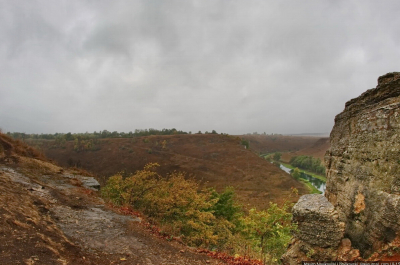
xmin=280 ymin=164 xmax=326 ymax=194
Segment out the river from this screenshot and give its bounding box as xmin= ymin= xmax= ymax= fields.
xmin=280 ymin=164 xmax=326 ymax=194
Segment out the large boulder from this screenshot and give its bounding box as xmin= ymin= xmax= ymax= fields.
xmin=282 ymin=194 xmax=345 ymax=264
xmin=292 ymin=194 xmax=344 ymax=248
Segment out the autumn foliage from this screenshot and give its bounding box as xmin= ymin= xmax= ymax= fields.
xmin=101 ymin=163 xmax=297 ymax=264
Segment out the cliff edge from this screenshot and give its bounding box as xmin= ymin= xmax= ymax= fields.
xmin=282 ymin=72 xmax=400 ymax=264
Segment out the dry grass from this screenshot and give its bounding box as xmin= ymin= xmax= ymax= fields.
xmin=18 ymin=156 xmax=62 ymax=176
xmin=0 ymin=133 xmax=47 ymax=161
xmin=280 ymin=137 xmax=330 ymax=163
xmin=239 ymin=134 xmax=324 ymax=154
xmin=35 ymin=134 xmax=310 ymax=209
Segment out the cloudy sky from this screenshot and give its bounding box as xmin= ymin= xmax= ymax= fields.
xmin=1 ymin=0 xmax=399 ymax=135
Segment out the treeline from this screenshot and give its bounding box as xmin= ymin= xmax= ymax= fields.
xmin=289 ymin=155 xmax=326 ymax=175
xmin=102 ymin=163 xmax=296 ymax=264
xmin=7 ymin=128 xmax=221 ymax=141
xmin=7 ymin=128 xmax=188 ymax=140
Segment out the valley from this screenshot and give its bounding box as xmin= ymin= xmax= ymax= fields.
xmin=28 ymin=133 xmax=323 ymax=209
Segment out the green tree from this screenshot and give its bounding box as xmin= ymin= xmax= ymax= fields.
xmin=290 ymin=155 xmax=326 ymax=175
xmin=273 ymin=152 xmax=282 ymax=161
xmin=65 ymin=132 xmax=74 ymax=141
xmin=292 ymin=167 xmax=301 ymax=180
xmin=207 ymin=187 xmax=242 ymax=224
xmin=241 ymin=200 xmax=296 ymax=264
xmin=241 ymin=139 xmax=249 ymax=149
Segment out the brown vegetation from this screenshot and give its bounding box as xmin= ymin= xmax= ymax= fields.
xmin=32 ymin=134 xmax=309 ymax=209
xmin=0 ymin=132 xmax=46 ymax=161
xmin=0 ymin=133 xmax=226 ymax=264
xmin=239 ymin=134 xmax=324 ymax=154
xmin=280 ymin=137 xmax=330 ymax=163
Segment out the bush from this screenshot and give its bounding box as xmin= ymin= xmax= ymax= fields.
xmin=101 ymin=164 xmax=225 ymax=247
xmin=101 ymin=164 xmax=297 ymax=262
xmin=207 ymin=187 xmax=242 ymax=224
xmin=241 ymin=200 xmax=296 ymax=264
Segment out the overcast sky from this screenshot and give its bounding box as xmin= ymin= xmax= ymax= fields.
xmin=1 ymin=0 xmax=399 ymax=135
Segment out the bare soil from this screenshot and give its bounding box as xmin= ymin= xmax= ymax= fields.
xmin=0 ymin=157 xmax=225 ymax=265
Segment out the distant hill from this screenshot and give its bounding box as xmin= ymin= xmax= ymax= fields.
xmin=239 ymin=134 xmax=330 ymax=162
xmin=284 ymin=132 xmax=330 ymax=137
xmin=30 ymin=134 xmax=309 ymax=209
xmin=238 ymin=134 xmax=323 ymax=154
xmin=281 ymin=137 xmax=330 ymax=163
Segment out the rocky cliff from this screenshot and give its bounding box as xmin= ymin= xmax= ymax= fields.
xmin=282 ymin=72 xmax=400 ymax=264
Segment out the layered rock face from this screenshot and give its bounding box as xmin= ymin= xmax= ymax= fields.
xmin=283 ymin=72 xmax=400 ymax=264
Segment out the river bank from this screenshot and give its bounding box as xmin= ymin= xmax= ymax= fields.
xmin=279 ymin=162 xmax=326 ymax=182
xmin=277 ymin=162 xmax=326 ymax=194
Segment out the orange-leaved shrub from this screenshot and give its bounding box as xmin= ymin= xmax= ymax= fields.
xmin=101 ymin=163 xmax=297 ymax=264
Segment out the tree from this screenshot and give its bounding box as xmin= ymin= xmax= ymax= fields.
xmin=65 ymin=132 xmax=74 ymax=141
xmin=207 ymin=187 xmax=242 ymax=223
xmin=290 ymin=155 xmax=326 ymax=175
xmin=273 ymin=152 xmax=282 ymax=161
xmin=241 ymin=200 xmax=296 ymax=264
xmin=241 ymin=139 xmax=249 ymax=149
xmin=292 ymin=167 xmax=301 ymax=180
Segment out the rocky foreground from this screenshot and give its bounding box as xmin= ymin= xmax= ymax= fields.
xmin=0 ymin=138 xmax=223 ymax=264
xmin=282 ymin=72 xmax=400 ymax=263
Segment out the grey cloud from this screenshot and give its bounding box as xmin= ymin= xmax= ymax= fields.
xmin=1 ymin=0 xmax=400 ymax=134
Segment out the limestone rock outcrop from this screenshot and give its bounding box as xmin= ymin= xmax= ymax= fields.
xmin=283 ymin=72 xmax=400 ymax=264
xmin=282 ymin=195 xmax=346 ymax=264
xmin=292 ymin=194 xmax=345 ymax=248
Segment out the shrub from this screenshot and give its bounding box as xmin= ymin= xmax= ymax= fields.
xmin=101 ymin=164 xmax=296 ymax=262
xmin=207 ymin=187 xmax=242 ymax=225
xmin=101 ymin=164 xmax=220 ymax=246
xmin=241 ymin=201 xmax=296 ymax=264
xmin=100 ymin=174 xmax=125 ymax=205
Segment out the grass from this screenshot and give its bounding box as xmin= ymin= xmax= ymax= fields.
xmin=279 ymin=162 xmax=326 ymax=182
xmin=299 ymin=179 xmax=322 ymax=194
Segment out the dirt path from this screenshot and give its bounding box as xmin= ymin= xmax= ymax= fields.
xmin=0 ymin=164 xmax=224 ymax=265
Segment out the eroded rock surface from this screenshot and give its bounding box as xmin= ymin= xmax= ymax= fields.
xmin=283 ymin=72 xmax=400 ymax=264
xmin=292 ymin=194 xmax=344 ymax=248
xmin=0 ymin=162 xmax=223 ymax=265
xmin=282 ymin=195 xmax=346 ymax=264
